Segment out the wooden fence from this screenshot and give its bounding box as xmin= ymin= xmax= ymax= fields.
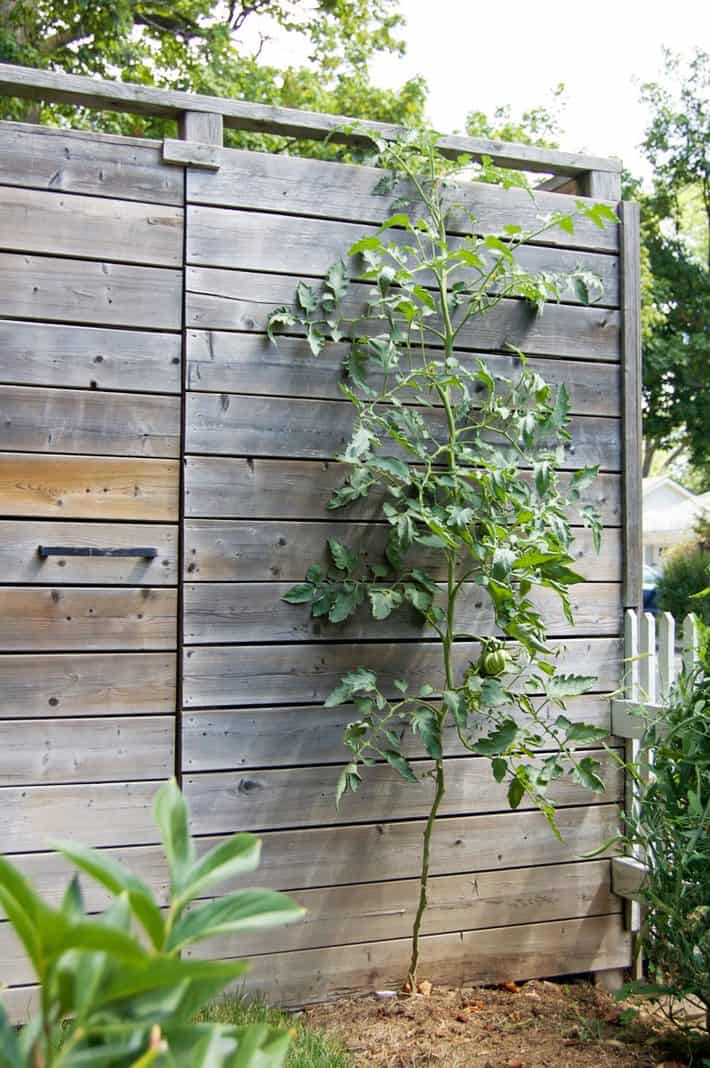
xmin=0 ymin=64 xmax=640 ymax=1015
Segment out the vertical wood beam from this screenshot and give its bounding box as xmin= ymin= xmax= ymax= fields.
xmin=620 ymin=201 xmax=643 ymax=612
xmin=578 ymin=169 xmax=622 ymax=200
xmin=178 ymin=110 xmax=223 ymax=145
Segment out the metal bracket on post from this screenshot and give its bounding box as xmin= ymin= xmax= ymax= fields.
xmin=163 ymin=109 xmax=223 ymax=169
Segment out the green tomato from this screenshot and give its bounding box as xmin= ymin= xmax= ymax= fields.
xmin=482 ymin=650 xmax=507 ymax=677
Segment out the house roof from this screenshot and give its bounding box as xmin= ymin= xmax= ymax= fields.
xmin=643 ymin=477 xmax=710 ymax=537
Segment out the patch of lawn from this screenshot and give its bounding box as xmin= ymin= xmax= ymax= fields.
xmin=198 ymin=994 xmax=353 ymax=1068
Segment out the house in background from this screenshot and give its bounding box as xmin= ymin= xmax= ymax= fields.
xmin=642 ymin=476 xmax=710 ymax=566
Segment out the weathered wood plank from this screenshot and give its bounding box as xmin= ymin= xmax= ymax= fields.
xmin=184 ymin=457 xmax=623 ymax=526
xmin=185 ymin=393 xmax=621 ymax=471
xmin=0 ymin=716 xmax=174 ymax=785
xmin=0 ymin=780 xmax=163 ymax=853
xmin=187 ymin=149 xmax=620 ymax=253
xmin=183 ymin=636 xmax=623 ymax=708
xmin=620 ymin=202 xmax=643 ymax=611
xmin=0 ymin=651 xmax=176 ymax=718
xmin=183 ymin=696 xmax=612 ymax=771
xmin=186 ymin=207 xmax=619 ymax=307
xmin=611 ymin=856 xmax=646 ymax=901
xmin=186 ymin=331 xmax=621 ymax=417
xmin=186 ymin=268 xmax=620 ymax=361
xmin=183 ymin=520 xmax=621 ymax=583
xmin=0 ymin=521 xmax=178 ymax=585
xmin=0 ymin=587 xmax=177 ymax=651
xmin=183 ymin=581 xmax=622 ymax=644
xmin=0 ymin=254 xmax=182 ymax=330
xmin=0 ymin=186 xmax=183 ymax=267
xmin=0 ymin=122 xmax=183 ymax=205
xmin=0 ymin=453 xmax=179 ymax=520
xmin=0 ymin=319 xmax=181 ymax=393
xmin=0 ymin=385 xmax=180 ymax=458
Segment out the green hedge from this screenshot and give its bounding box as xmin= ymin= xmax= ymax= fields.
xmin=656 ymin=545 xmax=710 ymax=625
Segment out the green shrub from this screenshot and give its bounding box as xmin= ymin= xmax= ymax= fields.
xmin=656 ymin=544 xmax=710 ymax=625
xmin=0 ymin=779 xmax=304 ymax=1067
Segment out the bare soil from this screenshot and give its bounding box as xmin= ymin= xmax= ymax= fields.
xmin=303 ymin=978 xmax=709 ymax=1068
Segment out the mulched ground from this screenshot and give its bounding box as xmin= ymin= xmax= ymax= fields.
xmin=303 ymin=978 xmax=709 ymax=1067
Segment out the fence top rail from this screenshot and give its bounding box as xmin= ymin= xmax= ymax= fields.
xmin=0 ymin=62 xmax=621 ymax=179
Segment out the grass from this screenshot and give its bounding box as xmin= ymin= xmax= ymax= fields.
xmin=197 ymin=994 xmax=353 ymax=1068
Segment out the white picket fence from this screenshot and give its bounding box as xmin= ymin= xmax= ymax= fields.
xmin=609 ymin=609 xmax=701 ymax=973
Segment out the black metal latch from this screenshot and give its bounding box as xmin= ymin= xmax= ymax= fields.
xmin=38 ymin=546 xmax=158 ymax=559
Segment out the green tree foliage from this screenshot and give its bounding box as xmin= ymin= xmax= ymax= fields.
xmin=656 ymin=543 xmax=710 ymax=626
xmin=465 ymin=84 xmax=567 ymax=149
xmin=0 ymin=0 xmax=426 ymax=151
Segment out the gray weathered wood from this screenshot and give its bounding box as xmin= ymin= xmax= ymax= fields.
xmin=0 ymin=587 xmax=177 ymax=651
xmin=0 ymin=453 xmax=179 ymax=520
xmin=187 ymin=148 xmax=620 ymax=253
xmin=0 ymin=716 xmax=174 ymax=785
xmin=184 ymin=457 xmax=623 ymax=526
xmin=163 ymin=139 xmax=221 ymax=170
xmin=183 ymin=581 xmax=622 ymax=644
xmin=578 ymin=170 xmax=622 ymax=201
xmin=178 ymin=111 xmax=224 ymax=145
xmin=0 ymin=253 xmax=182 ymax=330
xmin=186 ymin=268 xmax=620 ymax=361
xmin=183 ymin=520 xmax=621 ymax=583
xmin=183 ymin=636 xmax=623 ymax=708
xmin=0 ymin=651 xmax=176 ymax=718
xmin=0 ymin=186 xmax=183 ymax=267
xmin=185 ymin=393 xmax=621 ymax=471
xmin=0 ymin=522 xmax=178 ymax=584
xmin=186 ymin=206 xmax=619 ymax=307
xmin=0 ymin=64 xmax=621 ymax=177
xmin=0 ymin=122 xmax=183 ymax=205
xmin=0 ymin=320 xmax=181 ymax=393
xmin=0 ymin=385 xmax=180 ymax=458
xmin=186 ymin=330 xmax=621 ymax=417
xmin=620 ymin=202 xmax=643 ymax=610
xmin=611 ymin=856 xmax=646 ymax=901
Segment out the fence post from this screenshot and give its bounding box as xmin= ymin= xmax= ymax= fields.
xmin=163 ymin=110 xmax=223 ymax=169
xmin=657 ymin=611 xmax=676 ymax=698
xmin=683 ymin=612 xmax=700 ymax=672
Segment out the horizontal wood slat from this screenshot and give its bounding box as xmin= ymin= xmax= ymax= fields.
xmin=183 ymin=696 xmax=612 ymax=771
xmin=186 ymin=268 xmax=620 ymax=361
xmin=186 ymin=206 xmax=619 ymax=307
xmin=183 ymin=581 xmax=622 ymax=644
xmin=185 ymin=393 xmax=621 ymax=471
xmin=183 ymin=636 xmax=622 ymax=708
xmin=0 ymin=521 xmax=178 ymax=585
xmin=0 ymin=587 xmax=177 ymax=651
xmin=183 ymin=520 xmax=621 ymax=583
xmin=0 ymin=186 xmax=183 ymax=267
xmin=239 ymin=914 xmax=630 ymax=1006
xmin=0 ymin=320 xmax=181 ymax=394
xmin=187 ymin=149 xmax=619 ymax=253
xmin=0 ymin=453 xmax=179 ymax=520
xmin=186 ymin=331 xmax=621 ymax=417
xmin=0 ymin=716 xmax=174 ymax=785
xmin=0 ymin=385 xmax=180 ymax=458
xmin=184 ymin=750 xmax=622 ymax=833
xmin=0 ymin=122 xmax=183 ymax=205
xmin=184 ymin=458 xmax=623 ymax=526
xmin=0 ymin=652 xmax=176 ymax=718
xmin=0 ymin=254 xmax=182 ymax=330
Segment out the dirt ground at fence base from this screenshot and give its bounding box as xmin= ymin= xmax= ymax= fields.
xmin=303 ymin=978 xmax=707 ymax=1068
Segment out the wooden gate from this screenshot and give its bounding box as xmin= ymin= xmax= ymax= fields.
xmin=0 ymin=65 xmax=642 ymax=1012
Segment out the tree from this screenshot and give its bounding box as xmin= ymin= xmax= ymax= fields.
xmin=0 ymin=0 xmax=427 ymax=151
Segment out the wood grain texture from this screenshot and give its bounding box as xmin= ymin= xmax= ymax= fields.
xmin=185 ymin=392 xmax=621 ymax=471
xmin=187 ymin=150 xmax=620 ymax=252
xmin=0 ymin=320 xmax=181 ymax=393
xmin=183 ymin=696 xmax=612 ymax=771
xmin=0 ymin=253 xmax=182 ymax=330
xmin=183 ymin=520 xmax=621 ymax=583
xmin=0 ymin=651 xmax=176 ymax=718
xmin=186 ymin=268 xmax=620 ymax=361
xmin=183 ymin=636 xmax=623 ymax=708
xmin=0 ymin=186 xmax=183 ymax=266
xmin=0 ymin=716 xmax=174 ymax=785
xmin=620 ymin=202 xmax=643 ymax=611
xmin=0 ymin=453 xmax=179 ymax=520
xmin=184 ymin=457 xmax=623 ymax=526
xmin=0 ymin=587 xmax=177 ymax=651
xmin=186 ymin=206 xmax=619 ymax=307
xmin=0 ymin=521 xmax=178 ymax=585
xmin=0 ymin=122 xmax=183 ymax=205
xmin=183 ymin=581 xmax=622 ymax=644
xmin=240 ymin=914 xmax=630 ymax=1006
xmin=0 ymin=385 xmax=180 ymax=458
xmin=186 ymin=331 xmax=621 ymax=417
